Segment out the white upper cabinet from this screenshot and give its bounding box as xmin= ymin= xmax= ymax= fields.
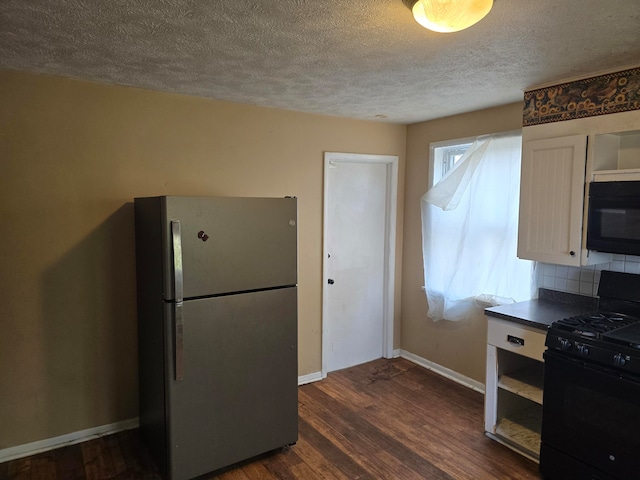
xmin=518 ymin=68 xmax=640 ymax=265
xmin=517 ymin=135 xmax=587 ymax=266
xmin=516 ymin=110 xmax=640 ymax=266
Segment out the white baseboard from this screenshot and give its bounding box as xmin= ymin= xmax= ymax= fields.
xmin=2 ymin=372 xmax=325 ymax=463
xmin=298 ymin=371 xmax=323 ymax=385
xmin=0 ymin=417 xmax=139 ymax=464
xmin=400 ymin=349 xmax=485 ymax=394
xmin=2 ymin=360 xmax=477 ymax=464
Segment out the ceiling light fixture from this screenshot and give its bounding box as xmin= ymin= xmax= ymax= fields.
xmin=402 ymin=0 xmax=493 ymax=33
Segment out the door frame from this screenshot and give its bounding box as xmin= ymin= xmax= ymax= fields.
xmin=321 ymin=152 xmax=398 ymax=377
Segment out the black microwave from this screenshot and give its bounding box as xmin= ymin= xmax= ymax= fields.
xmin=587 ymin=180 xmax=640 ymax=256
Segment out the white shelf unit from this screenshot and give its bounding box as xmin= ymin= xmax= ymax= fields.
xmin=485 ymin=317 xmax=546 ymax=462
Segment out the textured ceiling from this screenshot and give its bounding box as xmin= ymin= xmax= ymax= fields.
xmin=1 ymin=0 xmax=640 ymax=124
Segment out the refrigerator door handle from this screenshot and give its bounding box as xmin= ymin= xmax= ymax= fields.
xmin=174 ymin=302 xmax=184 ymax=381
xmin=171 ymin=220 xmax=184 ymax=302
xmin=171 ymin=220 xmax=185 ymax=381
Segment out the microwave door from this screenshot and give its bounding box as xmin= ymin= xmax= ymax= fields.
xmin=587 ymin=197 xmax=640 ymax=255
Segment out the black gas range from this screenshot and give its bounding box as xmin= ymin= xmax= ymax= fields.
xmin=546 ymin=310 xmax=640 ymax=375
xmin=541 ymin=270 xmax=640 ymax=480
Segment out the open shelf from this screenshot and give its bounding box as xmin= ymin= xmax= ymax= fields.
xmin=593 ymin=130 xmax=640 ymax=175
xmin=498 ymin=363 xmax=544 ymax=405
xmin=495 ymin=403 xmax=542 ymax=459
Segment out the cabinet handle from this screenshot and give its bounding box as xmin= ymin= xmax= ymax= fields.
xmin=507 ymin=335 xmax=525 ymax=347
xmin=569 ymin=250 xmax=576 ymax=256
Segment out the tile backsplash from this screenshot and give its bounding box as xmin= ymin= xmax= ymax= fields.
xmin=537 ymin=255 xmax=640 ymax=297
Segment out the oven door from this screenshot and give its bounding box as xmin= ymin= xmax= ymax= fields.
xmin=541 ymin=350 xmax=640 ymax=479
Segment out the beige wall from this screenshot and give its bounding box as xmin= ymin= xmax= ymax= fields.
xmin=0 ymin=70 xmax=406 ymax=449
xmin=400 ymin=103 xmax=523 ymax=383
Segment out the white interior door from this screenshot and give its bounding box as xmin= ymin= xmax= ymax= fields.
xmin=322 ymin=153 xmax=398 ymax=374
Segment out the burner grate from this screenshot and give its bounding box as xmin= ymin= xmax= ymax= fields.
xmin=554 ymin=312 xmax=636 ymax=338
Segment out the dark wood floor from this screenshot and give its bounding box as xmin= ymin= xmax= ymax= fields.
xmin=1 ymin=358 xmax=540 ymax=479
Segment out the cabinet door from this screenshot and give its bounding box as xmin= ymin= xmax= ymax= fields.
xmin=517 ymin=135 xmax=587 ymax=266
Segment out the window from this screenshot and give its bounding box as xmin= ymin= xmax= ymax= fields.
xmin=441 ymin=143 xmax=472 ymax=177
xmin=421 ymin=133 xmax=535 ymax=321
xmin=431 ymin=140 xmax=473 ymax=185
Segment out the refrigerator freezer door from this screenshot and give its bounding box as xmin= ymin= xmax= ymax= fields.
xmin=165 ymin=287 xmax=298 ymax=480
xmin=162 ymin=196 xmax=297 ymax=300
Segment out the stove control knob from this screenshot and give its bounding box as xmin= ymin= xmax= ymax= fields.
xmin=559 ymin=338 xmax=572 ymax=351
xmin=614 ymin=353 xmax=627 ymax=367
xmin=577 ymin=344 xmax=589 ymax=356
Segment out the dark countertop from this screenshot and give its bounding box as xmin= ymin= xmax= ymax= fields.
xmin=485 ymin=289 xmax=598 ymax=331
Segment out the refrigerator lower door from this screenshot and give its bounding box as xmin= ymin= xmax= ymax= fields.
xmin=165 ymin=287 xmax=298 ymax=480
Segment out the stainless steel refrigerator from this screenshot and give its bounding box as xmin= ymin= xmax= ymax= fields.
xmin=134 ymin=196 xmax=298 ymax=480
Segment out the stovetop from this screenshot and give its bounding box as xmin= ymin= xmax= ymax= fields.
xmin=553 ymin=311 xmax=639 ymax=342
xmin=605 ymin=322 xmax=640 ymax=350
xmin=546 ymin=270 xmax=640 ymax=374
xmin=546 ymin=315 xmax=640 ymax=374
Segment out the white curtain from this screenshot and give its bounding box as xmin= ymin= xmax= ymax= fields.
xmin=421 ymin=132 xmax=535 ymax=321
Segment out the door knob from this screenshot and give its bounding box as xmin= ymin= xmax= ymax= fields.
xmin=328 ymin=279 xmax=335 ymax=285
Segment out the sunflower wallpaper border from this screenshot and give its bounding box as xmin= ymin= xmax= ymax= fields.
xmin=523 ymin=67 xmax=640 ymax=126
